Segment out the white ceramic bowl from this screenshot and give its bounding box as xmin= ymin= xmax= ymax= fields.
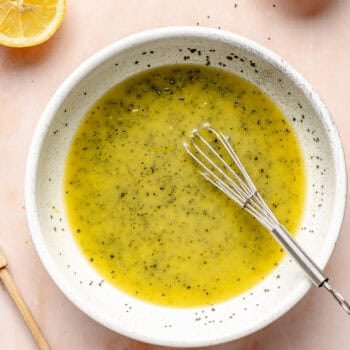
xmin=25 ymin=27 xmax=346 ymax=347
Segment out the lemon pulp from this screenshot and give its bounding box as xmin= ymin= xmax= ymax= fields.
xmin=0 ymin=0 xmax=66 ymax=47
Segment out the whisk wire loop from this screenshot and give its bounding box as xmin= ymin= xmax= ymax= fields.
xmin=184 ymin=125 xmax=279 ymax=231
xmin=190 ymin=130 xmax=250 ymax=205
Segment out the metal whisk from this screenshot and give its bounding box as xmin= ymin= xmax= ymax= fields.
xmin=183 ymin=123 xmax=350 ymax=315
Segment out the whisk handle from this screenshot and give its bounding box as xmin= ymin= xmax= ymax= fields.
xmin=272 ymin=225 xmax=350 ymax=315
xmin=271 ymin=225 xmax=326 ymax=287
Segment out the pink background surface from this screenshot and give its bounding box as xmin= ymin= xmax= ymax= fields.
xmin=0 ymin=0 xmax=349 ymax=349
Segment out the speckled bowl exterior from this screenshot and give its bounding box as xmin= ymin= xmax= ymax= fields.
xmin=25 ymin=27 xmax=346 ymax=347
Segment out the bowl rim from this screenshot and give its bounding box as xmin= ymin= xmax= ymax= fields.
xmin=24 ymin=26 xmax=347 ymax=347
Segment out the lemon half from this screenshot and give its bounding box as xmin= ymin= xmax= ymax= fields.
xmin=0 ymin=0 xmax=66 ymax=47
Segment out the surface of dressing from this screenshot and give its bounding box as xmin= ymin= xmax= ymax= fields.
xmin=64 ymin=65 xmax=306 ymax=307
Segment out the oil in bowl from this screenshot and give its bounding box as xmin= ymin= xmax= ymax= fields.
xmin=64 ymin=64 xmax=305 ymax=307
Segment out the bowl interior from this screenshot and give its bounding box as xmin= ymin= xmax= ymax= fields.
xmin=26 ymin=28 xmax=346 ymax=347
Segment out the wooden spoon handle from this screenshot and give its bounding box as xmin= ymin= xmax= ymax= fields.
xmin=0 ymin=267 xmax=50 ymax=350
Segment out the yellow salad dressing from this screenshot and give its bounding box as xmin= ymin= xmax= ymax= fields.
xmin=64 ymin=65 xmax=305 ymax=307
